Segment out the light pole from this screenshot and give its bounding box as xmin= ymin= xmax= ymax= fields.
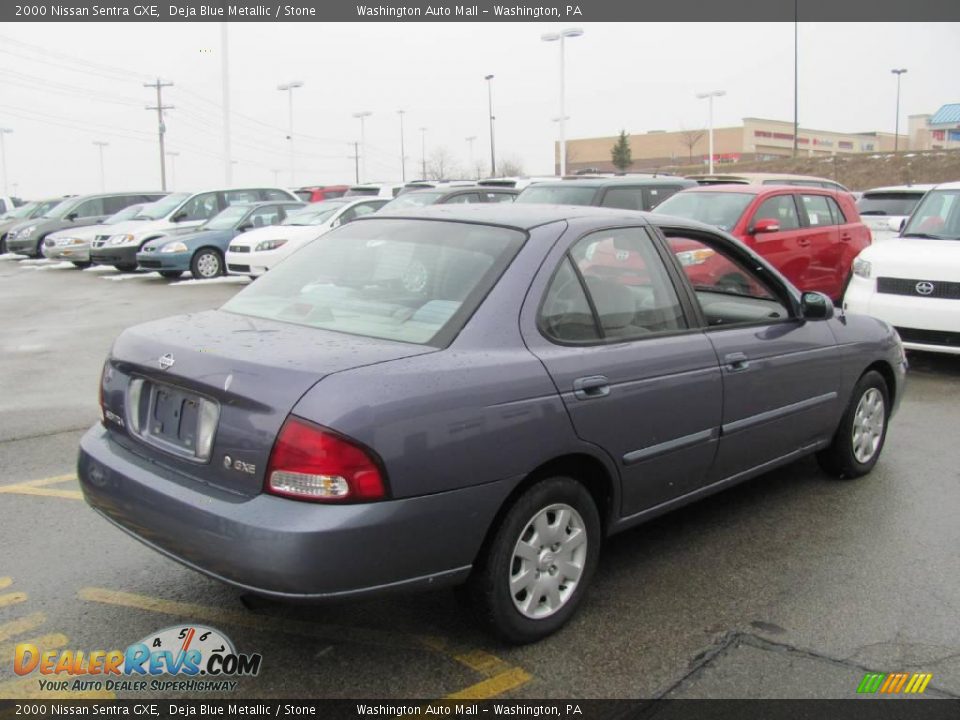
xmin=695 ymin=90 xmax=725 ymax=174
xmin=466 ymin=136 xmax=477 ymax=178
xmin=419 ymin=127 xmax=428 ymax=179
xmin=277 ymin=80 xmax=304 ymax=186
xmin=0 ymin=128 xmax=11 ymax=196
xmin=93 ymin=141 xmax=109 ymax=192
xmin=397 ymin=110 xmax=407 ymax=182
xmin=484 ymin=74 xmax=496 ymax=176
xmin=166 ymin=151 xmax=179 ymax=190
xmin=891 ymin=68 xmax=907 ymax=153
xmin=221 ymin=22 xmax=232 ymax=185
xmin=353 ymin=111 xmax=372 ymax=184
xmin=541 ymin=28 xmax=584 ymax=177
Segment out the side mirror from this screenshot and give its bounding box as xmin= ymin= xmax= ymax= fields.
xmin=330 ymin=218 xmax=342 ymax=228
xmin=800 ymin=291 xmax=834 ymax=321
xmin=237 ymin=223 xmax=253 ymax=233
xmin=66 ymin=212 xmax=79 ymax=221
xmin=171 ymin=211 xmax=187 ymax=222
xmin=888 ymin=217 xmax=906 ymax=233
xmin=751 ymin=218 xmax=780 ymax=234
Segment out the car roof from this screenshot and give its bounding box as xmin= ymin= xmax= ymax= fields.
xmin=361 ymin=201 xmax=717 ymax=232
xmin=679 ymin=184 xmax=842 ymax=196
xmin=226 ymin=200 xmax=304 ymax=209
xmin=687 ymin=172 xmax=837 ymax=183
xmin=933 ymin=181 xmax=960 ymax=191
xmin=526 ymin=177 xmax=697 ymax=189
xmin=860 ymin=184 xmax=936 ymax=195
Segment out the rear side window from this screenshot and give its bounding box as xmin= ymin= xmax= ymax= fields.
xmin=179 ymin=192 xmax=221 ymax=221
xmin=600 ymin=187 xmax=644 ymax=211
xmin=103 ymin=196 xmax=136 ymax=214
xmin=753 ymin=195 xmax=800 ymax=230
xmin=826 ymin=196 xmax=847 ymax=224
xmin=539 ymin=258 xmax=601 ymax=342
xmin=484 ymin=192 xmax=516 ymax=203
xmin=263 ymin=189 xmax=292 ymax=201
xmin=644 ymin=186 xmax=682 ymax=210
xmin=517 ymin=186 xmax=597 ymax=206
xmin=800 ymin=195 xmax=834 ymax=227
xmin=226 ymin=190 xmax=261 ymax=205
xmin=73 ymin=198 xmax=105 ymax=218
xmin=446 ymin=193 xmax=483 ymax=205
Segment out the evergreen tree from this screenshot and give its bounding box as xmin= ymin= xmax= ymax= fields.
xmin=611 ymin=130 xmax=633 ymax=172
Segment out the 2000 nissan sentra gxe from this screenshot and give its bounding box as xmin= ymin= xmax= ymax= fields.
xmin=79 ymin=204 xmax=906 ymax=643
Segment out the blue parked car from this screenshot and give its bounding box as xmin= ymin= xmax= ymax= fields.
xmin=136 ymin=201 xmax=305 ymax=279
xmin=82 ymin=204 xmax=905 ymax=643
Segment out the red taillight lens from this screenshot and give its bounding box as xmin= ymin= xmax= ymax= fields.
xmin=265 ymin=417 xmax=387 ymax=503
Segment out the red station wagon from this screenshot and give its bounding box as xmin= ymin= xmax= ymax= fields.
xmin=653 ymin=185 xmax=870 ymax=301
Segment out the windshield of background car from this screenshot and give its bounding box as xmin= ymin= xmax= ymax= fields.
xmin=104 ymin=204 xmax=144 ymax=224
xmin=902 ymin=189 xmax=960 ymax=240
xmin=653 ymin=191 xmax=754 ymax=231
xmin=382 ymin=192 xmax=445 ymax=210
xmin=856 ymin=192 xmax=925 ymax=217
xmin=281 ymin=202 xmax=345 ymax=225
xmin=516 ymin=186 xmax=598 ymax=205
xmin=4 ymin=202 xmax=38 ymax=219
xmin=204 ymin=204 xmax=249 ymax=230
xmin=222 ymin=219 xmax=525 ymax=346
xmin=42 ymin=198 xmax=80 ymax=219
xmin=135 ymin=193 xmax=190 ymax=220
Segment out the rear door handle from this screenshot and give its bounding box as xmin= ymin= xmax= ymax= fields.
xmin=724 ymin=352 xmax=750 ymax=372
xmin=573 ymin=375 xmax=610 ymax=400
xmin=840 ymin=233 xmax=852 ymax=242
xmin=797 ymin=236 xmax=812 ymax=247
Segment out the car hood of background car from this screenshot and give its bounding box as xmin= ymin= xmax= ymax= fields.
xmin=103 ymin=218 xmax=180 ymax=239
xmin=859 ymin=237 xmax=960 ymax=279
xmin=47 ymin=222 xmax=120 ymax=242
xmin=142 ymin=228 xmax=235 ymax=250
xmin=228 ymin=223 xmax=325 ymax=248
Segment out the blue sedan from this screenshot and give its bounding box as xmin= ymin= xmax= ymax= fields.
xmin=136 ymin=201 xmax=304 ymax=279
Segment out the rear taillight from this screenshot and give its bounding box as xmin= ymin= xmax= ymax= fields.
xmin=266 ymin=417 xmax=387 ymax=503
xmin=98 ymin=362 xmax=111 ymax=426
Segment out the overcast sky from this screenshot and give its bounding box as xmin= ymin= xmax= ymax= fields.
xmin=2 ymin=22 xmax=959 ymax=197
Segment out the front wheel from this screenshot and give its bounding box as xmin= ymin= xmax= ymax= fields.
xmin=159 ymin=270 xmax=183 ymax=279
xmin=468 ymin=477 xmax=601 ymax=644
xmin=71 ymin=261 xmax=92 ymax=269
xmin=191 ymin=249 xmax=223 ymax=279
xmin=114 ymin=263 xmax=137 ymax=272
xmin=817 ymin=370 xmax=889 ymax=479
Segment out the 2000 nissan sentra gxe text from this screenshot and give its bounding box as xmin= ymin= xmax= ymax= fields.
xmin=78 ymin=204 xmax=906 ymax=643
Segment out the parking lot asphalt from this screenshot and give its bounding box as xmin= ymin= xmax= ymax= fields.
xmin=1 ymin=254 xmax=959 ymax=701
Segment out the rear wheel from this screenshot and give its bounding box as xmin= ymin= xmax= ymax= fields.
xmin=817 ymin=370 xmax=889 ymax=479
xmin=159 ymin=270 xmax=183 ymax=279
xmin=114 ymin=263 xmax=137 ymax=272
xmin=71 ymin=261 xmax=92 ymax=269
xmin=468 ymin=477 xmax=601 ymax=644
xmin=191 ymin=248 xmax=223 ymax=279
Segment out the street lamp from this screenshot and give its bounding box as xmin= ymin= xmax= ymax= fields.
xmin=277 ymin=80 xmax=304 ymax=185
xmin=397 ymin=110 xmax=407 ymax=182
xmin=353 ymin=111 xmax=372 ymax=184
xmin=466 ymin=136 xmax=477 ymax=178
xmin=0 ymin=128 xmax=12 ymax=196
xmin=695 ymin=90 xmax=726 ymax=174
xmin=891 ymin=68 xmax=907 ymax=153
xmin=166 ymin=150 xmax=179 ymax=190
xmin=419 ymin=127 xmax=428 ymax=180
xmin=541 ymin=27 xmax=584 ymax=177
xmin=484 ymin=74 xmax=496 ymax=176
xmin=93 ymin=141 xmax=109 ymax=192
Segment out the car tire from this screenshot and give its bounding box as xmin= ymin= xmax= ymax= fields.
xmin=71 ymin=261 xmax=92 ymax=269
xmin=115 ymin=264 xmax=137 ymax=273
xmin=468 ymin=476 xmax=601 ymax=644
xmin=817 ymin=370 xmax=889 ymax=479
xmin=159 ymin=271 xmax=183 ymax=279
xmin=191 ymin=249 xmax=223 ymax=280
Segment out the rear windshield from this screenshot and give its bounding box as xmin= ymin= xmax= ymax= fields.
xmin=652 ymin=191 xmax=754 ymax=232
xmin=222 ymin=219 xmax=525 ymax=346
xmin=43 ymin=198 xmax=81 ymax=219
xmin=104 ymin=204 xmax=144 ymax=224
xmin=516 ymin=186 xmax=598 ymax=206
xmin=382 ymin=192 xmax=445 ymax=210
xmin=204 ymin=204 xmax=250 ymax=230
xmin=282 ymin=200 xmax=347 ymax=225
xmin=344 ymin=187 xmax=379 ymax=197
xmin=857 ymin=192 xmax=925 ymax=217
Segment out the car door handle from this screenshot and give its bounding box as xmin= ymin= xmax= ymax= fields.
xmin=840 ymin=233 xmax=852 ymax=242
xmin=724 ymin=352 xmax=750 ymax=372
xmin=573 ymin=375 xmax=610 ymax=400
xmin=797 ymin=236 xmax=812 ymax=247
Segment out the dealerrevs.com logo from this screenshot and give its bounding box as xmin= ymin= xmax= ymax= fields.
xmin=13 ymin=625 xmax=262 ymax=693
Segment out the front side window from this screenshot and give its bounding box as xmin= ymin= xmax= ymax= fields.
xmin=752 ymin=195 xmax=800 ymax=230
xmin=902 ymin=189 xmax=960 ymax=240
xmin=222 ymin=219 xmax=525 ymax=346
xmin=665 ymin=231 xmax=790 ymax=326
xmin=800 ymin=194 xmax=834 ymax=227
xmin=540 ymin=227 xmax=687 ymax=343
xmin=247 ymin=206 xmax=283 ymax=228
xmin=72 ymin=198 xmax=105 ymax=218
xmin=178 ymin=193 xmax=221 ymax=221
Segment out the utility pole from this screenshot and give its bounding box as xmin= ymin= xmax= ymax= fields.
xmin=277 ymin=81 xmax=304 ymax=186
xmin=397 ymin=110 xmax=407 ymax=182
xmin=144 ymin=78 xmax=174 ymax=191
xmin=793 ymin=3 xmax=799 ymax=158
xmin=93 ymin=141 xmax=109 ymax=192
xmin=484 ymin=75 xmax=496 ymax=176
xmin=166 ymin=151 xmax=179 ymax=190
xmin=348 ymin=142 xmax=360 ymax=184
xmin=221 ymin=22 xmax=232 ymax=185
xmin=466 ymin=136 xmax=477 ymax=178
xmin=891 ymin=68 xmax=908 ymax=152
xmin=352 ymin=112 xmax=372 ymax=184
xmin=0 ymin=128 xmax=12 ymax=196
xmin=419 ymin=127 xmax=427 ymax=180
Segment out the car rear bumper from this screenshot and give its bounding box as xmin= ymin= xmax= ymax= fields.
xmin=136 ymin=251 xmax=190 ymax=272
xmin=91 ymin=246 xmax=138 ymax=266
xmin=78 ymin=425 xmax=509 ymax=599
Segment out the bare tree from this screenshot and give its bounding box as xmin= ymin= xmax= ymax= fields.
xmin=426 ymin=147 xmax=461 ymax=180
xmin=498 ymin=154 xmax=525 ymax=177
xmin=679 ymin=127 xmax=706 ymax=164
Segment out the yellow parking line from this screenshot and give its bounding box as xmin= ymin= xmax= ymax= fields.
xmin=444 ymin=667 xmax=533 ymax=700
xmin=0 ymin=577 xmax=11 ymax=591
xmin=0 ymin=592 xmax=27 ymax=609
xmin=0 ymin=475 xmax=82 ymax=501
xmin=0 ymin=677 xmax=115 ymax=700
xmin=0 ymin=632 xmax=69 ymax=662
xmin=0 ymin=613 xmax=46 ymax=642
